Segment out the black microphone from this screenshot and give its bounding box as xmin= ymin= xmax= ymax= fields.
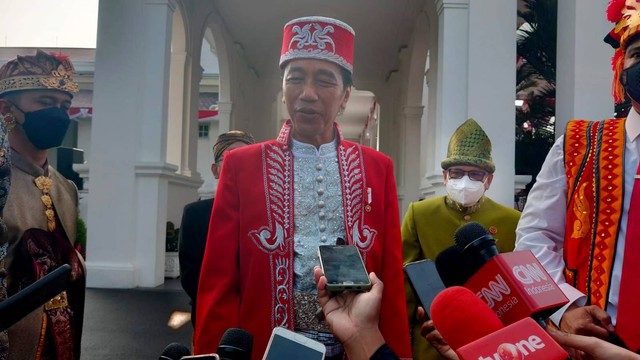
xmin=454 ymin=221 xmax=499 ymax=275
xmin=217 ymin=328 xmax=253 ymax=360
xmin=435 ymin=245 xmax=476 ymax=287
xmin=159 ymin=342 xmax=191 ymax=360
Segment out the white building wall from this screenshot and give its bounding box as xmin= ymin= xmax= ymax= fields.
xmin=467 ymin=0 xmax=517 ymax=207
xmin=556 ymin=0 xmax=612 ymax=132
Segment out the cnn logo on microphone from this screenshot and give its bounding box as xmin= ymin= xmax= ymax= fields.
xmin=511 ymin=263 xmax=548 ymax=285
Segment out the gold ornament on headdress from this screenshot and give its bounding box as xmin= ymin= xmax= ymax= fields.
xmin=39 ymin=64 xmax=80 ymax=94
xmin=34 ymin=176 xmax=56 ymax=231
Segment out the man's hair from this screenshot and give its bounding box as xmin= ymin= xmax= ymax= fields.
xmin=340 ymin=67 xmax=353 ymax=89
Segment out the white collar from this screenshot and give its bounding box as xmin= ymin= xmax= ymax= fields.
xmin=626 ymin=107 xmax=640 ymax=143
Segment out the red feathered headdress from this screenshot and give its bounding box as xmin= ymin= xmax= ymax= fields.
xmin=606 ymin=0 xmax=640 ymax=104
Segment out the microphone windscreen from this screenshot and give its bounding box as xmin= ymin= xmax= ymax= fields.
xmin=159 ymin=342 xmax=191 ymax=360
xmin=430 ymin=286 xmax=503 ymax=351
xmin=217 ymin=328 xmax=253 ymax=360
xmin=454 ymin=222 xmax=493 ymax=251
xmin=435 ymin=246 xmax=475 ymax=287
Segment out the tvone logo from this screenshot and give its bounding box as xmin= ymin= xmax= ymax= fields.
xmin=478 ymin=335 xmax=546 ymax=360
xmin=477 ymin=275 xmax=511 ymax=308
xmin=512 ymin=263 xmax=548 ymax=285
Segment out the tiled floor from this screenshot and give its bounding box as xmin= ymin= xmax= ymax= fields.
xmin=81 ymin=278 xmax=194 ymax=359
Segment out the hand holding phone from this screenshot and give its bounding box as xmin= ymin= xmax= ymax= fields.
xmin=262 ymin=327 xmax=326 ymax=360
xmin=317 ymin=245 xmax=372 ymax=293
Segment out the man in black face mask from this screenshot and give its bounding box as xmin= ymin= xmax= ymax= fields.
xmin=0 ymin=50 xmax=85 ymax=360
xmin=515 ymin=1 xmax=640 ymax=353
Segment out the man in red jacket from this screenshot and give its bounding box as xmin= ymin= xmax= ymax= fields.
xmin=194 ymin=16 xmax=412 ymax=360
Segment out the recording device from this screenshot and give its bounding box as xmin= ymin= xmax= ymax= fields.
xmin=318 ymin=245 xmax=372 ymax=293
xmin=430 ymin=287 xmax=567 ymax=360
xmin=216 ymin=328 xmax=253 ymax=360
xmin=262 ymin=327 xmax=326 ymax=360
xmin=159 ymin=328 xmax=252 ymax=360
xmin=453 ymin=222 xmax=568 ymax=326
xmin=404 ymin=259 xmax=446 ymax=319
xmin=158 ymin=342 xmax=192 ymax=360
xmin=0 ymin=264 xmax=72 ymax=331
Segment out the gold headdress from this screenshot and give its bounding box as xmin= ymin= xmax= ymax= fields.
xmin=0 ymin=50 xmax=79 ymax=97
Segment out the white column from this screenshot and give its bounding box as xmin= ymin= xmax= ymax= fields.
xmin=467 ymin=0 xmax=516 ymax=207
xmin=216 ymin=101 xmax=232 ymax=134
xmin=398 ymin=105 xmax=424 ymax=214
xmin=87 ymin=0 xmax=176 ymax=288
xmin=167 ymin=50 xmax=187 ymax=170
xmin=422 ymin=0 xmax=470 ymax=197
xmin=556 ymin=1 xmax=611 ymax=134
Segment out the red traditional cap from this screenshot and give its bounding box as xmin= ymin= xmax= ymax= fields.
xmin=279 ymin=16 xmax=355 ymax=74
xmin=605 ymin=0 xmax=640 ymax=104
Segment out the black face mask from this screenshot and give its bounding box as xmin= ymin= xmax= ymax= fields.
xmin=621 ymin=60 xmax=640 ymax=103
xmin=14 ymin=106 xmax=70 ymax=150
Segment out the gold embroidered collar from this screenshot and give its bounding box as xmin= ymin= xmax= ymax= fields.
xmin=445 ymin=195 xmax=484 ymax=215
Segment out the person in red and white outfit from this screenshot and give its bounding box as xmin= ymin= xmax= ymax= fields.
xmin=193 ymin=16 xmax=412 ymax=359
xmin=516 ymin=1 xmax=640 ymax=352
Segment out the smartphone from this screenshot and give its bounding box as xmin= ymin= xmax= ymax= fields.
xmin=262 ymin=327 xmax=326 ymax=360
xmin=180 ymin=355 xmax=220 ymax=359
xmin=318 ymin=245 xmax=372 ymax=293
xmin=404 ymin=259 xmax=446 ymax=319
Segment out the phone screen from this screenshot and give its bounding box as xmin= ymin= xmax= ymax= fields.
xmin=318 ymin=245 xmax=370 ymax=288
xmin=263 ymin=333 xmax=324 ymax=360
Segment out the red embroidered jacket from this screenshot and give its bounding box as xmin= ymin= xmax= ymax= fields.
xmin=194 ymin=122 xmax=412 ymax=359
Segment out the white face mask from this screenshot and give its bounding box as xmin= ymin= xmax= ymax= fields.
xmin=445 ymin=175 xmax=486 ymax=207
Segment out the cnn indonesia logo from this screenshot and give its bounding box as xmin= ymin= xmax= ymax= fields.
xmin=478 ymin=335 xmax=546 ymax=360
xmin=477 ymin=263 xmax=549 ymax=313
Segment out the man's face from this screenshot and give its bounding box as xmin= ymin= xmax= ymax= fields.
xmin=211 ymin=141 xmax=250 ymax=179
xmin=442 ymin=165 xmax=493 ymax=190
xmin=625 ymin=38 xmax=640 ymax=70
xmin=283 ymin=59 xmax=351 ymax=145
xmin=5 ymin=89 xmax=71 ymax=123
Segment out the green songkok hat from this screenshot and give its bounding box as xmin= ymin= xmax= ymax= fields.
xmin=441 ymin=118 xmax=495 ymax=174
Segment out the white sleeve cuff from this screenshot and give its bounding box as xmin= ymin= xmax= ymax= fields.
xmin=549 ymin=283 xmax=587 ymax=326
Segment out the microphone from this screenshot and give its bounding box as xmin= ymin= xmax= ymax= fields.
xmin=454 ymin=222 xmax=568 ymax=326
xmin=430 ymin=286 xmax=504 ymax=350
xmin=454 ymin=221 xmax=499 ymax=274
xmin=216 ymin=328 xmax=253 ymax=360
xmin=182 ymin=328 xmax=252 ymax=360
xmin=430 ymin=287 xmax=568 ymax=360
xmin=159 ymin=342 xmax=191 ymax=360
xmin=434 ymin=245 xmax=475 ymax=287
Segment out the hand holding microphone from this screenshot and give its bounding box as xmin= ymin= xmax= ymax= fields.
xmin=430 ymin=286 xmax=567 ymax=360
xmin=547 ymin=327 xmax=640 ymax=360
xmin=558 ymin=303 xmax=614 ymax=340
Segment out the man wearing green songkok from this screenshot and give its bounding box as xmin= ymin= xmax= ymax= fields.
xmin=402 ymin=118 xmax=521 ymax=360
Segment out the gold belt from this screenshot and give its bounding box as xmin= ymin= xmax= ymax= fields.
xmin=45 ymin=291 xmax=68 ymax=310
